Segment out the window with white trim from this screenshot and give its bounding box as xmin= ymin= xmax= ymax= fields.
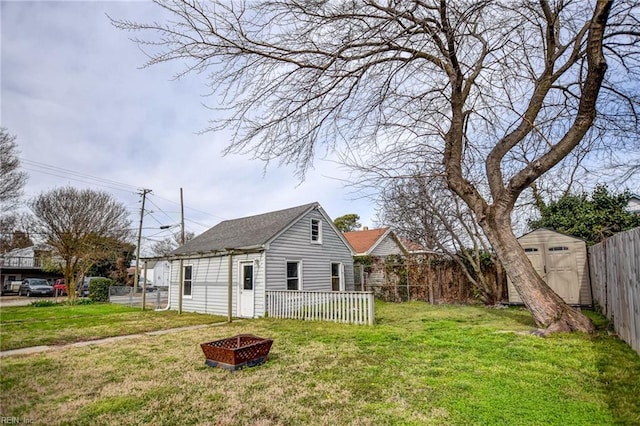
xmin=310 ymin=218 xmax=322 ymax=244
xmin=286 ymin=261 xmax=300 ymax=290
xmin=183 ymin=265 xmax=193 ymax=297
xmin=331 ymin=263 xmax=341 ymax=291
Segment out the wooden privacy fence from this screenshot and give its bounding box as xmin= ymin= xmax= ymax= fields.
xmin=266 ymin=290 xmax=375 ymax=325
xmin=589 ymin=227 xmax=640 ymax=355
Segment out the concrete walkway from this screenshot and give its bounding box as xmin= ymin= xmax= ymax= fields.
xmin=0 ymin=323 xmax=228 ymax=358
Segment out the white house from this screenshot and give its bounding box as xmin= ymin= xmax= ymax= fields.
xmin=166 ymin=202 xmax=355 ymax=318
xmin=627 ymin=194 xmax=640 ymax=214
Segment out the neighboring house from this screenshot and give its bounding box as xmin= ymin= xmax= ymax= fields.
xmin=627 ymin=194 xmax=640 ymax=214
xmin=507 ymin=228 xmax=592 ymax=307
xmin=343 ymin=227 xmax=408 ymax=289
xmin=151 ymin=260 xmax=171 ymax=289
xmin=0 ymin=244 xmax=62 ymax=288
xmin=166 ymin=202 xmax=355 ymax=318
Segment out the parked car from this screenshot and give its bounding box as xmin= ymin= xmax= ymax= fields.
xmin=18 ymin=278 xmax=53 ymax=297
xmin=52 ymin=279 xmax=67 ymax=296
xmin=1 ymin=280 xmax=23 ymax=296
xmin=135 ymin=281 xmax=157 ymax=293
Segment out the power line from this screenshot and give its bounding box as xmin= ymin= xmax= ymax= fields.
xmin=148 ymin=192 xmax=227 ymax=221
xmin=145 ymin=196 xmax=177 ymax=224
xmin=19 ymin=158 xmax=140 ymax=193
xmin=184 ymin=217 xmax=213 ymax=230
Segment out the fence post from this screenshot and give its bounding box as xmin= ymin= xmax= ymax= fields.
xmin=367 ymin=292 xmax=374 ymax=325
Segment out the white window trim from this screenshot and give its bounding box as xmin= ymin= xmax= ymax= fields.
xmin=182 ymin=264 xmax=193 ymax=299
xmin=310 ymin=218 xmax=323 ymax=244
xmin=331 ymin=262 xmax=345 ymax=292
xmin=286 ymin=260 xmax=303 ymax=291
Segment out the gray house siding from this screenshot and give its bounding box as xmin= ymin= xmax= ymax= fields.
xmin=168 ymin=252 xmax=264 ymax=317
xmin=266 ymin=210 xmax=354 ymax=292
xmin=370 ymin=235 xmax=404 ymax=257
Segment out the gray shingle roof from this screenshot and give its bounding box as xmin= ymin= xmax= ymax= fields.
xmin=171 ymin=202 xmax=318 ymax=256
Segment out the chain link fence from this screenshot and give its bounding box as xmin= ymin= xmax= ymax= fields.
xmin=108 ymin=286 xmax=169 ymax=309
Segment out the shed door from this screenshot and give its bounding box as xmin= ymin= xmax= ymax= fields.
xmin=545 ymin=245 xmax=579 ymax=304
xmin=523 ymin=246 xmax=545 ymax=278
xmin=238 ymin=262 xmax=254 ymax=318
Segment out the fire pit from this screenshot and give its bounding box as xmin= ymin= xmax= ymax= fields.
xmin=200 ymin=334 xmax=273 ymax=371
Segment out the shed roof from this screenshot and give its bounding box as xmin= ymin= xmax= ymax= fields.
xmin=171 ymin=202 xmax=319 ymax=256
xmin=517 ymin=227 xmax=586 ymax=242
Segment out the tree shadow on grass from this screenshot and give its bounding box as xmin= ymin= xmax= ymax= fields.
xmin=592 ymin=331 xmax=640 ymax=424
xmin=481 ymin=305 xmax=537 ymax=328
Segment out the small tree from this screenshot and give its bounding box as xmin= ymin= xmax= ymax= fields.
xmin=379 ymin=174 xmax=504 ymax=304
xmin=89 ymin=242 xmax=135 ymax=284
xmin=30 ymin=187 xmax=132 ymax=299
xmin=88 ymin=277 xmax=114 ymax=302
xmin=334 ymin=214 xmax=361 ymax=233
xmin=0 ymin=128 xmax=28 ymax=212
xmin=529 ymin=185 xmax=640 ymax=246
xmin=149 ymin=230 xmax=195 ymax=257
xmin=0 ymin=214 xmax=33 ymax=253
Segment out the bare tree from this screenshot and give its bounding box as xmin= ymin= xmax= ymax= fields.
xmin=30 ymin=187 xmax=132 ymax=298
xmin=379 ymin=173 xmax=503 ymax=304
xmin=0 ymin=213 xmax=34 ymax=254
xmin=113 ymin=1 xmax=640 ymax=334
xmin=149 ymin=230 xmax=195 ymax=257
xmin=0 ymin=128 xmax=28 ymax=212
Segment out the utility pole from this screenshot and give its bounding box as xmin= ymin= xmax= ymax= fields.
xmin=180 ymin=187 xmax=185 ymax=245
xmin=134 ymin=188 xmax=152 ymax=295
xmin=177 ymin=187 xmax=186 ymax=314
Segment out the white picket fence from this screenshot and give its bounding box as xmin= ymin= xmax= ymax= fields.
xmin=266 ymin=290 xmax=375 ymax=325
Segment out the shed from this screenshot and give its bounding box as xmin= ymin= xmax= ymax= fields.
xmin=507 ymin=228 xmax=592 ymax=306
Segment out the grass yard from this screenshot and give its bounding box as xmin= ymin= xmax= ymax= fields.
xmin=0 ymin=302 xmax=226 ymax=351
xmin=1 ymin=301 xmax=639 ymax=425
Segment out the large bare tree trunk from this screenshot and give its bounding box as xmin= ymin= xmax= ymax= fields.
xmin=481 ymin=215 xmax=595 ymax=335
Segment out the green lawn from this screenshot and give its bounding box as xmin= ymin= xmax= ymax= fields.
xmin=0 ymin=301 xmax=639 ymax=425
xmin=0 ymin=302 xmax=226 ymax=351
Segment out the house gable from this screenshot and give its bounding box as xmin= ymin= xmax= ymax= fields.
xmin=171 ymin=202 xmax=318 ymax=256
xmin=627 ymin=194 xmax=640 ymax=214
xmin=266 ymin=207 xmax=355 ymax=292
xmin=343 ymin=228 xmax=406 ymax=256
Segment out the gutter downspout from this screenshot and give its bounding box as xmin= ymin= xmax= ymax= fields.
xmin=178 ymin=258 xmax=184 ymax=314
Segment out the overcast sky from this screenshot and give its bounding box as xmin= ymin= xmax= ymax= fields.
xmin=1 ymin=1 xmax=378 ymax=255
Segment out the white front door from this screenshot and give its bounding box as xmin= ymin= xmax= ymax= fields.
xmin=239 ymin=262 xmax=255 ymax=317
